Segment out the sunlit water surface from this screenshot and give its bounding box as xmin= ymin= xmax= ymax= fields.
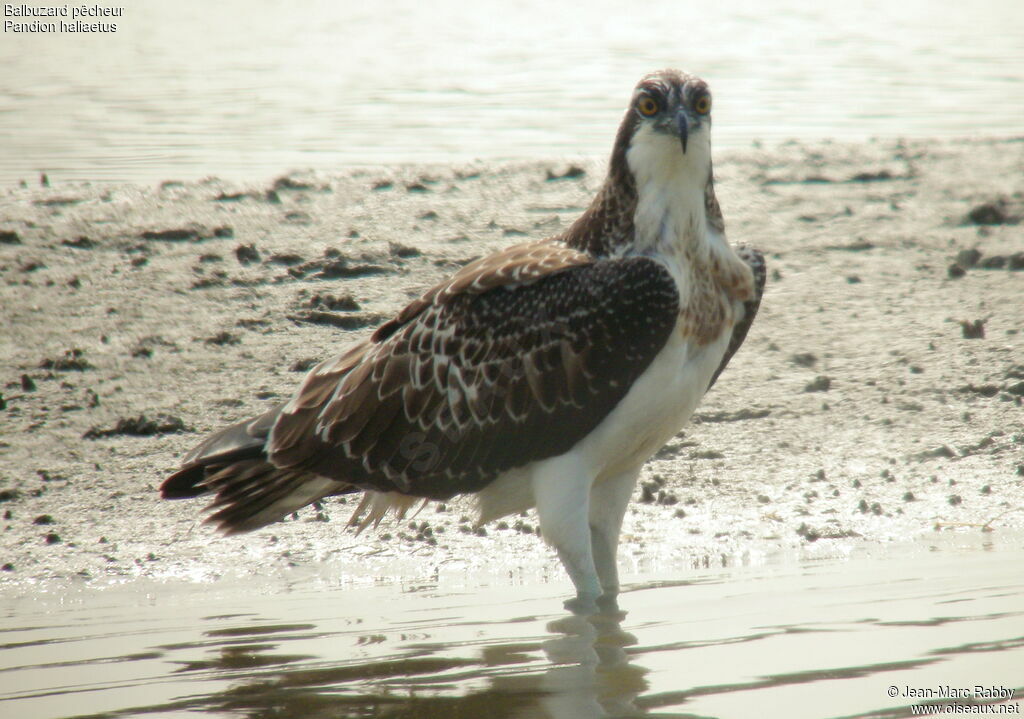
xmin=1 ymin=0 xmax=1022 ymax=183
xmin=2 ymin=532 xmax=1022 ymax=719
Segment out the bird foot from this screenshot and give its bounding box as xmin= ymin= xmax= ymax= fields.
xmin=595 ymin=592 xmax=626 ymax=619
xmin=563 ymin=594 xmax=601 ymax=616
xmin=563 ymin=592 xmax=625 ymax=617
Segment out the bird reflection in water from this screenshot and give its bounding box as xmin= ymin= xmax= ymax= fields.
xmin=160 ymin=610 xmax=649 ymax=718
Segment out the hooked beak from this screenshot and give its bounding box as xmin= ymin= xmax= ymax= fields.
xmin=676 ymin=109 xmax=689 ymax=154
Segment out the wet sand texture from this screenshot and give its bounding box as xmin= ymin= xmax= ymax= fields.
xmin=1 ymin=137 xmax=1022 ymax=589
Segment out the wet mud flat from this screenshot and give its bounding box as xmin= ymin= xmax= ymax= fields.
xmin=0 ymin=136 xmax=1022 ymax=592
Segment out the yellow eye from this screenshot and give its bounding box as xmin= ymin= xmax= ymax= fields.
xmin=694 ymin=93 xmax=712 ymax=115
xmin=637 ymin=96 xmax=659 ymax=116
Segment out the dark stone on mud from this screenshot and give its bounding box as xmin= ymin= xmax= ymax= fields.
xmin=546 ymin=165 xmax=586 ymax=181
xmin=304 ymin=293 xmax=360 ymax=312
xmin=287 ymin=311 xmax=383 ymax=330
xmin=83 ymin=414 xmax=189 ymax=439
xmin=283 ymin=211 xmax=312 ymax=225
xmin=692 ymin=407 xmax=771 ymax=423
xmin=959 ymin=319 xmax=986 ymax=339
xmin=691 ymin=450 xmax=725 ymax=460
xmin=1004 ymin=381 xmax=1024 ymax=396
xmin=0 ymin=489 xmax=21 ymax=502
xmin=33 ymin=514 xmax=54 ymax=525
xmin=228 ymin=318 xmax=267 ymax=332
xmin=290 ymin=357 xmax=319 ymax=372
xmin=39 ymin=349 xmax=93 ymax=371
xmin=978 ymin=255 xmax=1007 ymax=270
xmin=796 ymin=523 xmax=820 ymax=542
xmin=826 ymin=240 xmax=874 ymax=252
xmin=803 ymin=375 xmax=831 ymax=393
xmin=213 ymin=192 xmax=251 ymax=202
xmin=316 ymin=259 xmax=391 ymax=279
xmin=62 ymin=236 xmax=95 ymax=249
xmin=34 ymin=197 xmax=82 ymax=207
xmin=915 ymin=445 xmax=956 ymax=460
xmin=1008 ymin=252 xmax=1024 ymax=270
xmin=267 ymin=253 xmax=305 ymax=266
xmin=947 ymin=263 xmax=966 ymax=279
xmin=140 ymin=228 xmax=199 ymax=242
xmin=273 ymin=176 xmax=316 ymax=191
xmin=957 ymin=383 xmax=999 ymax=397
xmin=20 ymin=374 xmax=36 ymax=391
xmin=966 ymin=200 xmax=1018 ymax=225
xmin=190 ymin=276 xmax=223 ymax=289
xmin=849 ymin=170 xmax=893 ymax=182
xmin=235 ymin=243 xmax=261 ymax=265
xmin=956 ymin=248 xmax=982 ymax=268
xmin=389 ymin=242 xmax=421 ymax=259
xmin=204 ymin=331 xmax=240 ymax=346
xmin=0 ymin=230 xmax=21 ymax=244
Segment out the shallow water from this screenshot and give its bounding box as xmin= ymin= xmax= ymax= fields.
xmin=2 ymin=532 xmax=1022 ymax=719
xmin=1 ymin=0 xmax=1022 ymax=183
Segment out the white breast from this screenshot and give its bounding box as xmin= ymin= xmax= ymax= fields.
xmin=573 ymin=306 xmax=731 ymax=481
xmin=475 ymin=306 xmax=731 ymax=524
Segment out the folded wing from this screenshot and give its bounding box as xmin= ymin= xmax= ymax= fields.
xmin=162 ymin=243 xmax=681 ymax=531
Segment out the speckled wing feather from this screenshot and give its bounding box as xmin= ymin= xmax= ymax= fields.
xmin=708 ymin=245 xmax=766 ymax=389
xmin=268 ymin=249 xmax=681 ymax=499
xmin=372 ymin=240 xmax=594 ymax=342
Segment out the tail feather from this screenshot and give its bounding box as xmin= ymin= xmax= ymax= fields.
xmin=161 ymin=464 xmax=210 ymax=499
xmin=206 ymin=464 xmax=341 ymax=534
xmin=160 ymin=404 xmax=352 ymax=534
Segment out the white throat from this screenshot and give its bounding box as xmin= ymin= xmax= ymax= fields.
xmin=625 ymin=123 xmax=712 ymax=258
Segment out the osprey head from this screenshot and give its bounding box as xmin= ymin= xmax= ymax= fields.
xmin=564 ymin=69 xmax=718 ymax=256
xmin=628 ymin=69 xmax=712 ymax=156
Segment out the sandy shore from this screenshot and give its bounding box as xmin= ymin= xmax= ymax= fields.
xmin=1 ymin=137 xmax=1022 ymax=594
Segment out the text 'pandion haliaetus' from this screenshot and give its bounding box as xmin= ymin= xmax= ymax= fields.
xmin=161 ymin=69 xmax=766 ymax=615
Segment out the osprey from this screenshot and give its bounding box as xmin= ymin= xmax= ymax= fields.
xmin=161 ymin=69 xmax=765 ymax=615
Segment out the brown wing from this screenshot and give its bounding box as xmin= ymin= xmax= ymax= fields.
xmin=708 ymin=245 xmax=766 ymax=389
xmin=372 ymin=239 xmax=593 ymax=342
xmin=266 ymin=251 xmax=681 ymax=499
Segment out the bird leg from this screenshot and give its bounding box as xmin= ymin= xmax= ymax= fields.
xmin=588 ymin=467 xmax=641 ymax=614
xmin=532 ymin=456 xmax=602 ymax=614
